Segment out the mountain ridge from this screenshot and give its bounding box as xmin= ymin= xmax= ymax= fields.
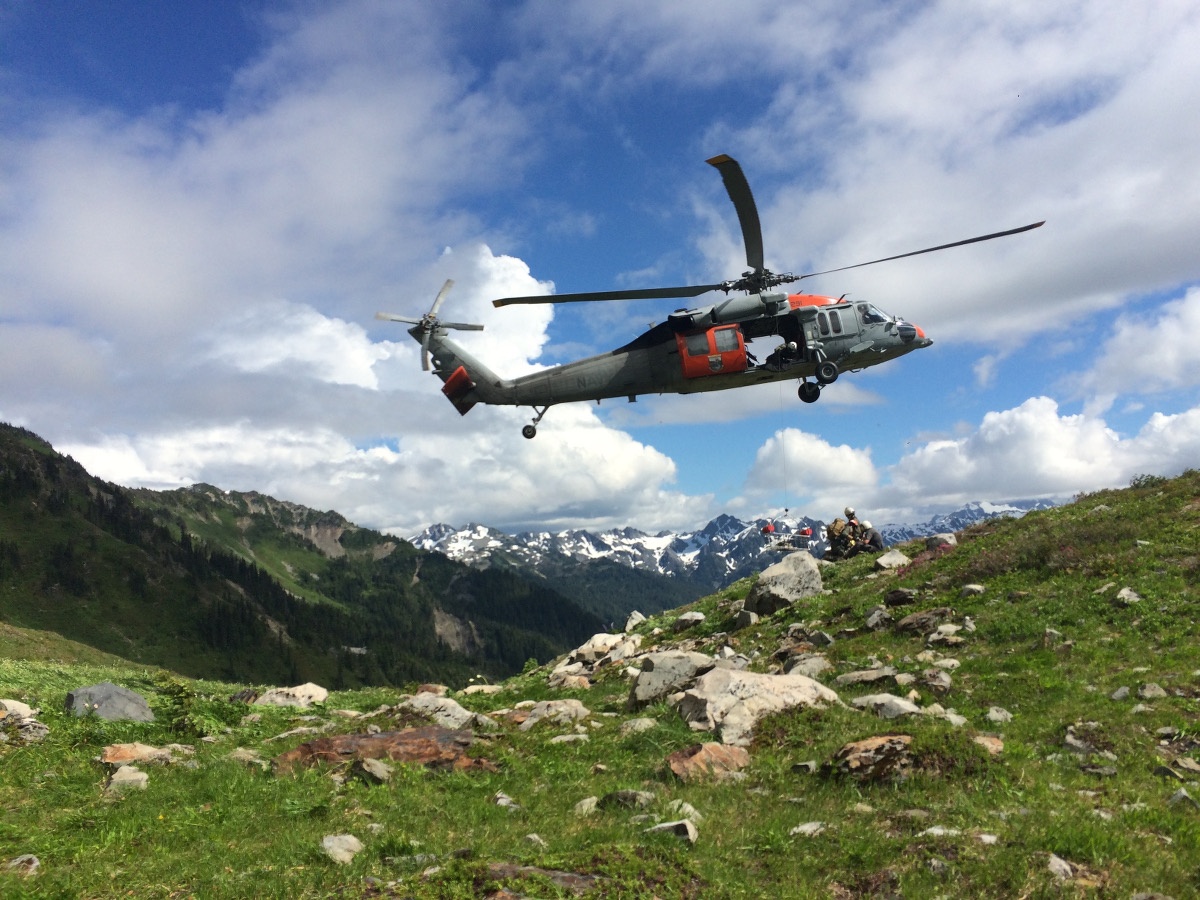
xmin=409 ymin=497 xmax=1058 ymax=593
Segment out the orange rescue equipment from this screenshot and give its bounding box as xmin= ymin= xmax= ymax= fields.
xmin=676 ymin=324 xmax=748 ymax=379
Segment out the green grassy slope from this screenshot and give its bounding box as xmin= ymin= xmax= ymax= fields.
xmin=1 ymin=470 xmax=1196 ymax=897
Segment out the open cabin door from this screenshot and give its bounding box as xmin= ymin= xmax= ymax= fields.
xmin=676 ymin=324 xmax=748 ymax=379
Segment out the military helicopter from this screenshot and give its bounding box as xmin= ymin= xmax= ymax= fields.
xmin=378 ymin=155 xmax=1042 ymax=438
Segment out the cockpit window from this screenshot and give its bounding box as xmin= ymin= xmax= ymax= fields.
xmin=857 ymin=303 xmax=889 ymax=326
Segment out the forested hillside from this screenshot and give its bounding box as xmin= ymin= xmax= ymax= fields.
xmin=0 ymin=424 xmax=601 ymax=687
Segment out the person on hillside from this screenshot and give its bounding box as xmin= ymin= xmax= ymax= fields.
xmin=847 ymin=520 xmax=884 ymax=557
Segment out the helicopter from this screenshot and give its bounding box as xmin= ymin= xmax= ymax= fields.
xmin=378 ymin=154 xmax=1042 ymax=439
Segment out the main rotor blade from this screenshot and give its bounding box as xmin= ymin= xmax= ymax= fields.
xmin=376 ymin=312 xmax=422 ymax=324
xmin=707 ymin=154 xmax=765 ymax=273
xmin=800 ymin=221 xmax=1045 ymax=280
xmin=420 ymin=330 xmax=432 ymax=371
xmin=439 ymin=321 xmax=484 ymax=331
xmin=428 ymin=278 xmax=454 ymax=317
xmin=493 ymin=282 xmax=724 ymax=307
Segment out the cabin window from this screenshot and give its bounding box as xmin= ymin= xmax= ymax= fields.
xmin=685 ymin=332 xmax=710 ymax=356
xmin=857 ymin=303 xmax=888 ymax=325
xmin=714 ymin=326 xmax=740 ymax=353
xmin=818 ymin=312 xmax=830 ymax=336
xmin=829 ymin=310 xmax=843 ymax=334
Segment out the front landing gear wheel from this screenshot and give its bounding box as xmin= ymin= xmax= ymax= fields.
xmin=798 ymin=381 xmax=821 ymax=403
xmin=522 ymin=425 xmax=537 ymax=440
xmin=815 ymin=360 xmax=839 ymax=385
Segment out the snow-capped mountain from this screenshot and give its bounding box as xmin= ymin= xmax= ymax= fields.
xmin=410 ymin=513 xmax=823 ymax=593
xmin=410 ymin=499 xmax=1057 ymax=593
xmin=876 ymin=499 xmax=1059 ymax=545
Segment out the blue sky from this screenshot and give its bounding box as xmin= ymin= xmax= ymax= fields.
xmin=2 ymin=1 xmax=1198 ymax=535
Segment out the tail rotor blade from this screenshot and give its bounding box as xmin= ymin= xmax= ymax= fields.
xmin=707 ymin=154 xmax=765 ymax=273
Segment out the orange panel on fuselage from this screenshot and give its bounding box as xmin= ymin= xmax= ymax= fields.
xmin=675 ymin=324 xmax=748 ymax=379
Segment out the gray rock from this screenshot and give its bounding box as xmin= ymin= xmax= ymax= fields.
xmin=851 ymin=694 xmax=922 ymax=719
xmin=400 ymin=692 xmax=497 ymax=730
xmin=1047 ymin=854 xmax=1074 ymax=880
xmin=874 ymin=549 xmax=910 ymax=570
xmin=744 ymin=552 xmax=823 ymax=616
xmin=960 ymin=583 xmax=986 ymax=597
xmin=620 ymin=717 xmax=657 ymax=736
xmin=926 ymin=533 xmax=958 ymax=550
xmin=65 ymin=682 xmax=154 ymax=722
xmin=519 ymin=699 xmax=591 ymax=731
xmin=834 ymin=667 xmax=897 ymax=686
xmin=628 ymin=651 xmax=715 ymax=708
xmin=1110 ymin=686 xmax=1130 ymax=701
xmin=353 ymin=757 xmax=394 ymax=784
xmin=254 ymin=683 xmax=329 ymax=709
xmin=645 ymin=819 xmax=698 ymax=843
xmin=783 ymin=654 xmax=833 ymax=679
xmin=677 ymin=667 xmax=840 ymax=746
xmin=987 ymin=706 xmax=1014 ymax=723
xmin=4 ymin=855 xmax=39 ymax=878
xmin=599 ymin=789 xmax=656 ymax=810
xmin=1115 ymin=587 xmax=1142 ymax=606
xmin=864 ymin=606 xmax=893 ymax=630
xmin=1138 ymin=683 xmax=1168 ymax=700
xmin=105 ymin=765 xmax=149 ymax=795
xmin=624 ymin=610 xmax=647 ymax=631
xmin=322 ymin=834 xmax=364 ymax=865
xmin=673 ymin=611 xmax=706 ymax=632
xmin=735 ymin=609 xmax=760 ymax=629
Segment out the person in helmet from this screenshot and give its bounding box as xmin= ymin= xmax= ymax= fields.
xmin=847 ymin=519 xmax=884 ymax=556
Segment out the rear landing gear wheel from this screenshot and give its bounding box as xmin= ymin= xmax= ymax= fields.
xmin=798 ymin=381 xmax=821 ymax=403
xmin=522 ymin=425 xmax=537 ymax=440
xmin=815 ymin=360 xmax=839 ymax=385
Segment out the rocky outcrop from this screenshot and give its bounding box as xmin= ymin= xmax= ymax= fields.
xmin=677 ymin=668 xmax=840 ymax=746
xmin=743 ymin=552 xmax=823 ymax=616
xmin=64 ymin=682 xmax=154 ymax=722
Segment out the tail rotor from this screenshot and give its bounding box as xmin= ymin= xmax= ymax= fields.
xmin=376 ymin=279 xmax=484 ymax=371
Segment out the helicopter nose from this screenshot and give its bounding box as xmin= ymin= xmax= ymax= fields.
xmin=897 ymin=322 xmax=932 ymax=347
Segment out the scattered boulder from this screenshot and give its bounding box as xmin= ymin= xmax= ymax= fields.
xmin=599 ymin=789 xmax=655 ymax=810
xmin=104 ymin=765 xmax=149 ymax=796
xmin=666 ymin=742 xmax=750 ymax=782
xmin=100 ymin=742 xmax=189 ymax=768
xmin=851 ymin=694 xmax=922 ymax=720
xmin=4 ymin=855 xmax=40 ymax=878
xmin=399 ymin=692 xmax=497 ymax=730
xmin=677 ymin=667 xmax=840 ymax=746
xmin=874 ymin=549 xmax=910 ymax=571
xmin=673 ymin=611 xmax=706 ymax=632
xmin=835 ymin=667 xmax=897 ymax=687
xmin=272 ymin=726 xmax=497 ymax=774
xmin=826 ymin=734 xmax=913 ymax=781
xmin=743 ymin=552 xmax=823 ymax=616
xmin=735 ymin=609 xmax=760 ymax=629
xmin=624 ymin=610 xmax=646 ymax=631
xmin=254 ymin=683 xmax=329 ymax=709
xmin=65 ymin=682 xmax=154 ymax=722
xmin=645 ymin=819 xmax=698 ymax=844
xmin=322 ymin=834 xmax=364 ymax=865
xmin=777 ymin=654 xmax=829 ymax=681
xmin=628 ymin=651 xmax=715 ymax=708
xmin=895 ymin=608 xmax=955 ymax=636
xmin=926 ymin=533 xmax=957 ymax=550
xmin=620 ymin=717 xmax=657 ymax=736
xmin=884 ymin=588 xmax=918 ymax=607
xmin=517 ymin=699 xmax=590 ymax=732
